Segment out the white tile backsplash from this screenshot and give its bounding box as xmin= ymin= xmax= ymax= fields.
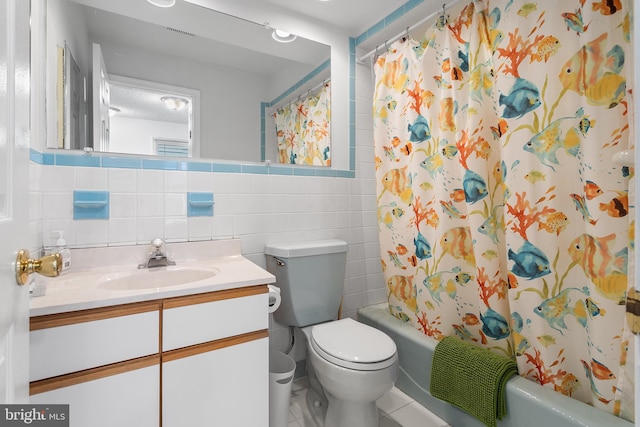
xmin=31 ymin=59 xmax=384 ymax=364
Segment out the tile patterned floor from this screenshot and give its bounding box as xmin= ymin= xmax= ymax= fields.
xmin=286 ymin=377 xmax=450 ymax=427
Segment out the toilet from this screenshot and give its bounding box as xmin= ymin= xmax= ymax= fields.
xmin=265 ymin=240 xmax=398 ymax=427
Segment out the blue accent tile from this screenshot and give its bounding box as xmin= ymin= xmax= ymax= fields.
xmin=142 ymin=159 xmax=179 ymax=170
xmin=293 ymin=167 xmax=317 ymax=177
xmin=337 ymin=169 xmax=355 ymax=178
xmin=187 ymin=192 xmax=214 ymax=217
xmin=42 ymin=153 xmax=55 ymax=165
xmin=268 ymin=165 xmax=294 ymax=176
xmin=56 ymin=153 xmax=101 ymax=167
xmin=242 ymin=164 xmax=268 ymax=174
xmin=73 ymin=190 xmax=109 ymax=220
xmin=404 ymin=0 xmax=425 ymax=12
xmin=30 ymin=149 xmax=44 ymax=164
xmin=212 ymin=163 xmax=242 ymax=173
xmin=182 ymin=161 xmax=211 ymax=172
xmin=385 ymin=6 xmax=406 ymax=25
xmin=367 ymin=19 xmax=387 ymax=39
xmin=316 ymin=168 xmax=337 ymax=177
xmin=102 ymin=156 xmax=142 ymax=169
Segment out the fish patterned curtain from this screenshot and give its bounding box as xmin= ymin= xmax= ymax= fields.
xmin=273 ymin=82 xmax=331 ymax=166
xmin=373 ymin=0 xmax=634 ymax=419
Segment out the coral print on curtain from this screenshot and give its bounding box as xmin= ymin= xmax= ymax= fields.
xmin=373 ymin=0 xmax=634 ymax=420
xmin=273 ymin=82 xmax=331 ymax=166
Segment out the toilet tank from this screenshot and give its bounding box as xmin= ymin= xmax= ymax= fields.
xmin=265 ymin=240 xmax=347 ymax=327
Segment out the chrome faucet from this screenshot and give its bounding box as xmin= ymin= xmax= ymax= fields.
xmin=138 ymin=238 xmax=176 ymax=269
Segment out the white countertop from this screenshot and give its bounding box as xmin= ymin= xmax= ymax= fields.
xmin=30 ymin=239 xmax=275 ymax=317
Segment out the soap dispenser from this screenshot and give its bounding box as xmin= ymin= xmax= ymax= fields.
xmin=54 ymin=231 xmax=71 ymax=273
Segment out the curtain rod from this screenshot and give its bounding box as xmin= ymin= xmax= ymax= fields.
xmin=272 ymin=78 xmax=331 ymax=110
xmin=357 ymin=0 xmax=464 ymax=64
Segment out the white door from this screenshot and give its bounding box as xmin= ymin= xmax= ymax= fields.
xmin=92 ymin=43 xmax=110 ymax=153
xmin=0 ymin=0 xmax=31 ymax=403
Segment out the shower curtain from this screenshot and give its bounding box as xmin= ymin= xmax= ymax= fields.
xmin=273 ymin=82 xmax=331 ymax=166
xmin=373 ymin=0 xmax=634 ymax=419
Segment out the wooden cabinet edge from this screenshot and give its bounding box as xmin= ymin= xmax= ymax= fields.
xmin=162 ymin=284 xmax=268 ymax=310
xmin=30 ymin=284 xmax=269 ymax=331
xmin=31 ymin=300 xmax=162 ymax=331
xmin=162 ymin=330 xmax=269 ymax=363
xmin=30 ymin=354 xmax=160 ymax=396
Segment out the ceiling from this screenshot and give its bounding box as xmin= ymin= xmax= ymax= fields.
xmin=259 ymin=0 xmax=409 ymax=36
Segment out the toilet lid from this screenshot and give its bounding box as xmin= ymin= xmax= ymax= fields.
xmin=310 ymin=318 xmax=397 ymax=371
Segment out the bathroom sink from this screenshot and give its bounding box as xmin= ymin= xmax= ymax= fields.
xmin=97 ymin=267 xmax=219 ymax=291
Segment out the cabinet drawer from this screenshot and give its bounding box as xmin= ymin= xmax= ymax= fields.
xmin=163 ymin=287 xmax=268 ymax=351
xmin=31 ymin=363 xmax=160 ymax=427
xmin=30 ymin=306 xmax=159 ymax=382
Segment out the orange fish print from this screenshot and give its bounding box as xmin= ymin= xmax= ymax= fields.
xmin=450 ymin=189 xmax=466 ymax=202
xmin=462 ymin=313 xmax=480 ymax=325
xmin=568 ymin=233 xmax=625 ymax=279
xmin=379 ymin=166 xmax=413 ymax=204
xmin=440 ymin=226 xmax=476 ymax=266
xmin=538 ymin=212 xmax=569 ymax=236
xmin=380 ymin=56 xmax=411 ymax=92
xmin=387 ymin=275 xmax=417 ymax=312
xmin=591 ymin=358 xmax=616 ymax=380
xmin=438 ymin=98 xmax=456 ymax=132
xmin=559 ymin=33 xmax=626 ymax=107
xmin=568 ymin=233 xmax=628 ymax=302
xmin=599 ymin=191 xmax=628 ymax=217
xmin=507 ymin=272 xmax=519 ymax=289
xmin=490 ymin=119 xmax=508 ymax=139
xmin=391 ymin=136 xmax=402 ymax=147
xmin=531 ymin=36 xmax=561 ymax=63
xmin=441 ymin=58 xmax=451 ymax=73
xmin=584 ymin=180 xmax=604 ymax=200
xmin=450 ymin=66 xmax=464 ymax=81
xmin=554 ymin=373 xmax=580 ymax=397
xmin=592 ymin=0 xmax=622 ymax=15
xmin=400 ymin=143 xmax=412 ymax=156
xmin=396 ymin=244 xmax=408 ymax=255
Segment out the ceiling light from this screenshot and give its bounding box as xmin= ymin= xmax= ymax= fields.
xmin=109 ymin=107 xmax=120 ymax=117
xmin=147 ymin=0 xmax=176 ymax=7
xmin=272 ymin=29 xmax=297 ymax=43
xmin=161 ymin=96 xmax=189 ymax=110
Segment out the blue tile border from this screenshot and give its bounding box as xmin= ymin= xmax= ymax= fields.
xmin=29 ymin=149 xmax=356 ymax=178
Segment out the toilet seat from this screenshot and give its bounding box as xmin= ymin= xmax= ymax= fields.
xmin=310 ymin=318 xmax=397 ymax=371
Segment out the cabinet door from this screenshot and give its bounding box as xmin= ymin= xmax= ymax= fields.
xmin=162 ymin=337 xmax=268 ymax=427
xmin=30 ymin=302 xmax=160 ymax=381
xmin=30 ymin=363 xmax=159 ymax=427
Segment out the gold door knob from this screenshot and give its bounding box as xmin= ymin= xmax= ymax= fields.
xmin=15 ymin=249 xmax=62 ymax=286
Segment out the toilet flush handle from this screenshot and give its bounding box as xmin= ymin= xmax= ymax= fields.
xmin=273 ymin=257 xmax=286 ymax=267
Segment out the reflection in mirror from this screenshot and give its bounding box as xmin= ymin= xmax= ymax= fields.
xmin=108 ymin=75 xmax=197 ymax=157
xmin=46 ymin=0 xmax=331 ymax=163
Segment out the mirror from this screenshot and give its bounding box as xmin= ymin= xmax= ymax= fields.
xmin=45 ymin=0 xmax=331 ymax=163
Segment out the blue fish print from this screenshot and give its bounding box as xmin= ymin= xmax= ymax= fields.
xmin=508 ymin=240 xmax=551 ymax=279
xmin=499 ymin=78 xmax=541 ymax=119
xmin=534 ymin=288 xmax=588 ymax=334
xmin=478 ymin=206 xmax=503 ymax=244
xmin=463 ymin=169 xmax=488 ymax=204
xmin=414 ymin=231 xmax=432 ymax=260
xmin=457 ymin=47 xmax=469 ymax=72
xmin=523 ymin=110 xmax=583 ymax=171
xmin=480 ymin=308 xmax=510 ymax=340
xmin=408 ymin=115 xmax=431 ymax=142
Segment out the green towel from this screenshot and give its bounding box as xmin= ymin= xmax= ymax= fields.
xmin=430 ymin=336 xmax=518 ymax=427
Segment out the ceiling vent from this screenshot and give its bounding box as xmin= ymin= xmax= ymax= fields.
xmin=165 ymin=27 xmax=196 ymax=37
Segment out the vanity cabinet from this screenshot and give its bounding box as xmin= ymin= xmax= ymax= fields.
xmin=29 ymin=285 xmax=269 ymax=427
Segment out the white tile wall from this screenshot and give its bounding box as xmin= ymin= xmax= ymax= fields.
xmin=28 ymin=61 xmax=384 ymax=361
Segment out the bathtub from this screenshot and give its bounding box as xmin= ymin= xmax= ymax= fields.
xmin=358 ymin=303 xmax=633 ymax=427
